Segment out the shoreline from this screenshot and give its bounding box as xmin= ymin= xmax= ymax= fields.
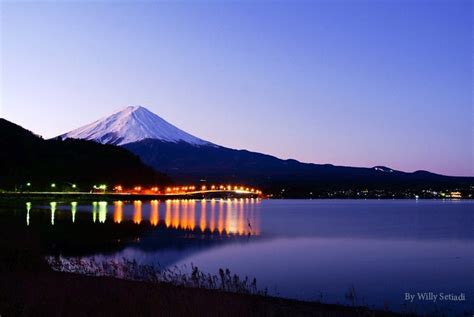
xmin=0 ymin=192 xmax=471 ymax=202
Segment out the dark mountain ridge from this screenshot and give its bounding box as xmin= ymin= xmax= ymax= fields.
xmin=0 ymin=119 xmax=171 ymax=191
xmin=124 ymin=139 xmax=473 ymax=196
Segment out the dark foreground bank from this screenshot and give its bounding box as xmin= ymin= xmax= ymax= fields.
xmin=1 ymin=270 xmax=408 ymax=317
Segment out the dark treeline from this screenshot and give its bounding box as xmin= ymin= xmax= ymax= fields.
xmin=0 ymin=119 xmax=172 ymax=191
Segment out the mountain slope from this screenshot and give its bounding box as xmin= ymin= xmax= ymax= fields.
xmin=124 ymin=139 xmax=473 ymax=196
xmin=60 ymin=106 xmax=211 ymax=146
xmin=0 ymin=119 xmax=171 ymax=190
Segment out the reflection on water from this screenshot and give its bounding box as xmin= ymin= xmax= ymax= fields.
xmin=165 ymin=200 xmax=171 ymax=227
xmin=150 ymin=200 xmax=159 ymax=226
xmin=133 ymin=200 xmax=142 ymax=224
xmin=114 ymin=201 xmax=123 ymax=223
xmin=98 ymin=202 xmax=107 ymax=223
xmin=71 ymin=202 xmax=77 ymax=223
xmin=26 ymin=202 xmax=31 ymax=226
xmin=50 ymin=202 xmax=56 ymax=225
xmin=92 ymin=202 xmax=97 ymax=223
xmin=109 ymin=198 xmax=260 ymax=235
xmin=31 ymin=198 xmax=261 ymax=236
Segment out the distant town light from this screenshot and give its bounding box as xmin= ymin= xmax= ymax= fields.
xmin=26 ymin=182 xmax=31 ymax=187
xmin=51 ymin=183 xmax=56 ymax=188
xmin=72 ymin=184 xmax=77 ymax=188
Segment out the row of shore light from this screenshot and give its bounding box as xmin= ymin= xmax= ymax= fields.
xmin=113 ymin=185 xmax=262 ymax=195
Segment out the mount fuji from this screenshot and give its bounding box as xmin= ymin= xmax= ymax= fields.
xmin=59 ymin=106 xmax=472 ymax=197
xmin=60 ymin=106 xmax=211 ymax=146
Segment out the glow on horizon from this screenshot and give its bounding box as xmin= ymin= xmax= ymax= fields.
xmin=0 ymin=1 xmax=472 ymax=176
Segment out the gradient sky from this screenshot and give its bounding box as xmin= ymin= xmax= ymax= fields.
xmin=0 ymin=0 xmax=472 ymax=176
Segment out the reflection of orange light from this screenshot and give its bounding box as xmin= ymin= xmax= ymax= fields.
xmin=181 ymin=200 xmax=188 ymax=229
xmin=226 ymin=198 xmax=233 ymax=235
xmin=218 ymin=200 xmax=224 ymax=234
xmin=189 ymin=200 xmax=196 ymax=230
xmin=114 ymin=201 xmax=123 ymax=223
xmin=165 ymin=200 xmax=171 ymax=227
xmin=133 ymin=200 xmax=142 ymax=224
xmin=200 ymin=200 xmax=206 ymax=232
xmin=172 ymin=200 xmax=180 ymax=228
xmin=150 ymin=200 xmax=159 ymax=226
xmin=210 ymin=199 xmax=216 ymax=233
xmin=238 ymin=199 xmax=244 ymax=235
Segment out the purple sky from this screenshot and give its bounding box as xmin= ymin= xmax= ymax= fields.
xmin=0 ymin=0 xmax=472 ymax=176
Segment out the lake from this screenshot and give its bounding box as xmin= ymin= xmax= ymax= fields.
xmin=5 ymin=198 xmax=474 ymax=315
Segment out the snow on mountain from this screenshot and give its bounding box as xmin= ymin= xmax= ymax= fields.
xmin=59 ymin=105 xmax=212 ymax=146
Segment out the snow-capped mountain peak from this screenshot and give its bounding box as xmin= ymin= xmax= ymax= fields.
xmin=59 ymin=105 xmax=212 ymax=146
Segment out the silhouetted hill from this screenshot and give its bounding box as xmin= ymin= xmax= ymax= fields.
xmin=124 ymin=139 xmax=473 ymax=196
xmin=0 ymin=119 xmax=171 ymax=191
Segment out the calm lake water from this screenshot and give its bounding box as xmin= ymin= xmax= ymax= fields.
xmin=6 ymin=199 xmax=474 ymax=315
